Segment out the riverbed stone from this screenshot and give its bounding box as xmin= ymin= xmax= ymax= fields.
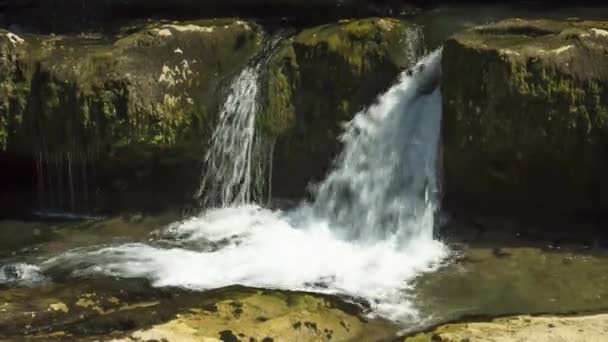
xmin=442 ymin=19 xmax=608 ymax=217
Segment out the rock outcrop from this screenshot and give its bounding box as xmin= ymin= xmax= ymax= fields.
xmin=442 ymin=19 xmax=608 ymax=217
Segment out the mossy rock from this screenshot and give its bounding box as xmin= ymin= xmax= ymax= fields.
xmin=442 ymin=19 xmax=608 ymax=217
xmin=0 ymin=20 xmax=262 ymax=213
xmin=16 ymin=19 xmax=262 ymax=154
xmin=259 ymin=18 xmax=423 ymax=197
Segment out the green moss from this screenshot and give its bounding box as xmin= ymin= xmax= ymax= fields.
xmin=258 ymin=44 xmax=299 ymax=139
xmin=294 ymin=18 xmax=409 ymax=77
xmin=1 ymin=20 xmax=262 ymax=160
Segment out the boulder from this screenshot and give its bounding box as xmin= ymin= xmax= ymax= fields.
xmin=442 ymin=19 xmax=608 ymax=217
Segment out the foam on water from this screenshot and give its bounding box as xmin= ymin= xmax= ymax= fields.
xmin=43 ymin=205 xmax=446 ymax=321
xmin=0 ymin=263 xmax=47 ymax=287
xmin=41 ymin=49 xmax=449 ymax=323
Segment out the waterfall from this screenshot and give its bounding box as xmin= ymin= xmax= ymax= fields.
xmin=196 ymin=37 xmax=282 ymax=208
xmin=42 ymin=47 xmax=448 ymax=323
xmin=311 ymin=49 xmax=443 ymax=245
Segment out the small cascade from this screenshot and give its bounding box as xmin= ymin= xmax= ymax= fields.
xmin=311 ymin=49 xmax=443 ymax=245
xmin=196 ymin=37 xmax=282 ymax=208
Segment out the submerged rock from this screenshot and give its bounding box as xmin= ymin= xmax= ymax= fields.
xmin=442 ymin=19 xmax=608 ymax=217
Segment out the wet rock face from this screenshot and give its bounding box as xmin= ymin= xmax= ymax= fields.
xmin=0 ymin=30 xmax=28 ymax=151
xmin=441 ymin=19 xmax=608 ymax=217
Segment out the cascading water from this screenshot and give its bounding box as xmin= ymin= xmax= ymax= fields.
xmin=41 ymin=46 xmax=448 ymax=323
xmin=196 ymin=37 xmax=281 ymax=208
xmin=309 ymin=49 xmax=442 ymax=245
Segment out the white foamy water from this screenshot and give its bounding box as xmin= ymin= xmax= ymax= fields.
xmin=43 ymin=205 xmax=446 ymax=321
xmin=0 ymin=263 xmax=47 ymax=287
xmin=42 ymin=49 xmax=449 ymax=323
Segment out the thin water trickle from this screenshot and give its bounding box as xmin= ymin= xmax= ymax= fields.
xmin=196 ymin=65 xmax=262 ymax=207
xmin=34 ymin=148 xmax=94 ymax=215
xmin=196 ymin=36 xmax=283 ymax=208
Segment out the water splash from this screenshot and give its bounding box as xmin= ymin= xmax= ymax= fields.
xmin=0 ymin=263 xmax=47 ymax=287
